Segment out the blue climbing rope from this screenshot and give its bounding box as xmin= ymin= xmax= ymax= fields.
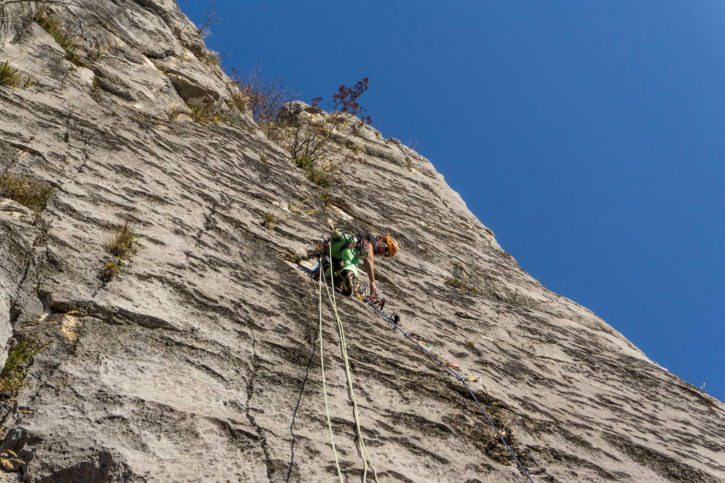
xmin=363 ymin=297 xmax=535 ymax=483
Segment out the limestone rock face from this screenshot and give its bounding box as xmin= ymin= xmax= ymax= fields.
xmin=0 ymin=1 xmax=723 ymax=482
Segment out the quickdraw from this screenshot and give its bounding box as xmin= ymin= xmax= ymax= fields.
xmin=362 ymin=296 xmax=535 ymax=483
xmin=315 ymin=235 xmax=331 ymax=252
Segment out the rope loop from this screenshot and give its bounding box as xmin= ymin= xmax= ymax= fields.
xmin=320 ymin=248 xmax=380 ymax=483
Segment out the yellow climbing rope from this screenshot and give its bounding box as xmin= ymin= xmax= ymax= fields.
xmin=321 ymin=248 xmax=380 ymax=483
xmin=316 ymin=262 xmax=344 ymax=483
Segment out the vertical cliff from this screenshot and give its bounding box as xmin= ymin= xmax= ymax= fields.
xmin=0 ymin=1 xmax=723 ymax=481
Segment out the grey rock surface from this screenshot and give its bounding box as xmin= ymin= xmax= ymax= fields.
xmin=0 ymin=1 xmax=723 ymax=482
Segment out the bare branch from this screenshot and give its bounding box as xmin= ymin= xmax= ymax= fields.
xmin=196 ymin=0 xmax=219 ymax=40
xmin=232 ymin=60 xmax=298 ymax=125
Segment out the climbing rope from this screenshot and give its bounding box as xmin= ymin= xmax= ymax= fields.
xmin=364 ymin=298 xmax=535 ymax=483
xmin=316 ymin=263 xmax=345 ymax=483
xmin=321 ymin=250 xmax=380 ymax=483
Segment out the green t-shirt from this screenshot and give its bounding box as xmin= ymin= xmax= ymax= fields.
xmin=329 ymin=233 xmax=362 ymax=277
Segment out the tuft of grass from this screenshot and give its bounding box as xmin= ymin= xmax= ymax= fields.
xmin=3 ymin=340 xmax=42 ymax=376
xmin=35 ymin=7 xmax=83 ymax=66
xmin=0 ymin=61 xmax=21 ymax=89
xmin=293 ymin=156 xmax=313 ymax=170
xmin=0 ymin=172 xmax=53 ymax=220
xmin=104 ymin=222 xmax=137 ymax=259
xmin=90 ymin=51 xmax=105 ymax=62
xmin=190 ymin=100 xmax=221 ymax=124
xmin=445 ymin=277 xmax=483 ymax=295
xmin=0 ymin=339 xmax=45 ymax=398
xmin=306 ymin=168 xmax=331 ymax=188
xmin=319 ymin=193 xmax=332 ymax=208
xmin=191 ymin=106 xmax=207 ymax=123
xmin=101 ymin=262 xmax=120 ymax=283
xmin=262 ymin=211 xmax=278 ymax=230
xmin=203 ymin=50 xmax=222 ymax=68
xmin=293 ymin=156 xmax=334 ymax=188
xmin=287 ymin=202 xmax=301 ymax=216
xmin=281 ymin=252 xmax=302 ymax=264
xmin=346 ymin=141 xmax=363 ymax=154
xmin=445 ymin=277 xmax=467 ymax=290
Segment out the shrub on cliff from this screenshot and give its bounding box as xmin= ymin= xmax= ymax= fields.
xmin=101 ymin=262 xmax=120 ymax=283
xmin=314 ymin=77 xmax=373 ymax=125
xmin=262 ymin=211 xmax=278 ymax=230
xmin=232 ymin=62 xmax=297 ymax=126
xmin=195 ymin=0 xmax=220 ymax=41
xmin=0 ymin=61 xmax=20 ymax=88
xmin=0 ymin=339 xmax=45 ymax=398
xmin=34 ymin=6 xmax=82 ymax=66
xmin=0 ymin=172 xmax=53 ymax=220
xmin=104 ymin=222 xmax=138 ymax=259
xmin=280 ymin=77 xmax=372 ymax=163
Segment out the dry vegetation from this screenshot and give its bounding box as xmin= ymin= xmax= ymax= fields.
xmin=229 ymin=61 xmax=372 ymax=195
xmin=195 ymin=0 xmax=220 ymax=41
xmin=0 ymin=61 xmax=21 ymax=88
xmin=0 ymin=172 xmax=53 ymax=220
xmin=232 ymin=62 xmax=297 ymax=126
xmin=101 ymin=262 xmax=120 ymax=283
xmin=262 ymin=211 xmax=278 ymax=230
xmin=445 ymin=277 xmax=478 ymax=292
xmin=0 ymin=339 xmax=45 ymax=398
xmin=293 ymin=156 xmax=339 ymax=189
xmin=104 ymin=222 xmax=137 ymax=259
xmin=35 ymin=6 xmax=82 ymax=66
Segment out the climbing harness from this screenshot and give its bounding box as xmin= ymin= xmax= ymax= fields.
xmin=317 ymin=253 xmax=380 ymax=483
xmin=312 ymin=259 xmax=365 ymax=300
xmin=363 ymin=296 xmax=536 ymax=483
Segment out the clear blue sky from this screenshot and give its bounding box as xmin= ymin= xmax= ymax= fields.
xmin=177 ymin=1 xmax=725 ymax=401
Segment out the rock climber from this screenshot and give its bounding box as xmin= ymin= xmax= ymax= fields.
xmin=316 ymin=228 xmax=398 ymax=299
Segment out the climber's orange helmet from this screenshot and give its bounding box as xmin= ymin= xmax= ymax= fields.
xmin=378 ymin=236 xmax=398 ymax=258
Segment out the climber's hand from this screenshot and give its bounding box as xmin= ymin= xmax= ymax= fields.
xmin=369 ymin=280 xmax=379 ymax=299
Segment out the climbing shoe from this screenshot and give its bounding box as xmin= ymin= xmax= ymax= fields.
xmin=341 ymin=272 xmax=358 ymax=298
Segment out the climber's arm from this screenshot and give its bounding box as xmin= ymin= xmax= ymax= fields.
xmin=362 ymin=243 xmax=378 ymax=297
